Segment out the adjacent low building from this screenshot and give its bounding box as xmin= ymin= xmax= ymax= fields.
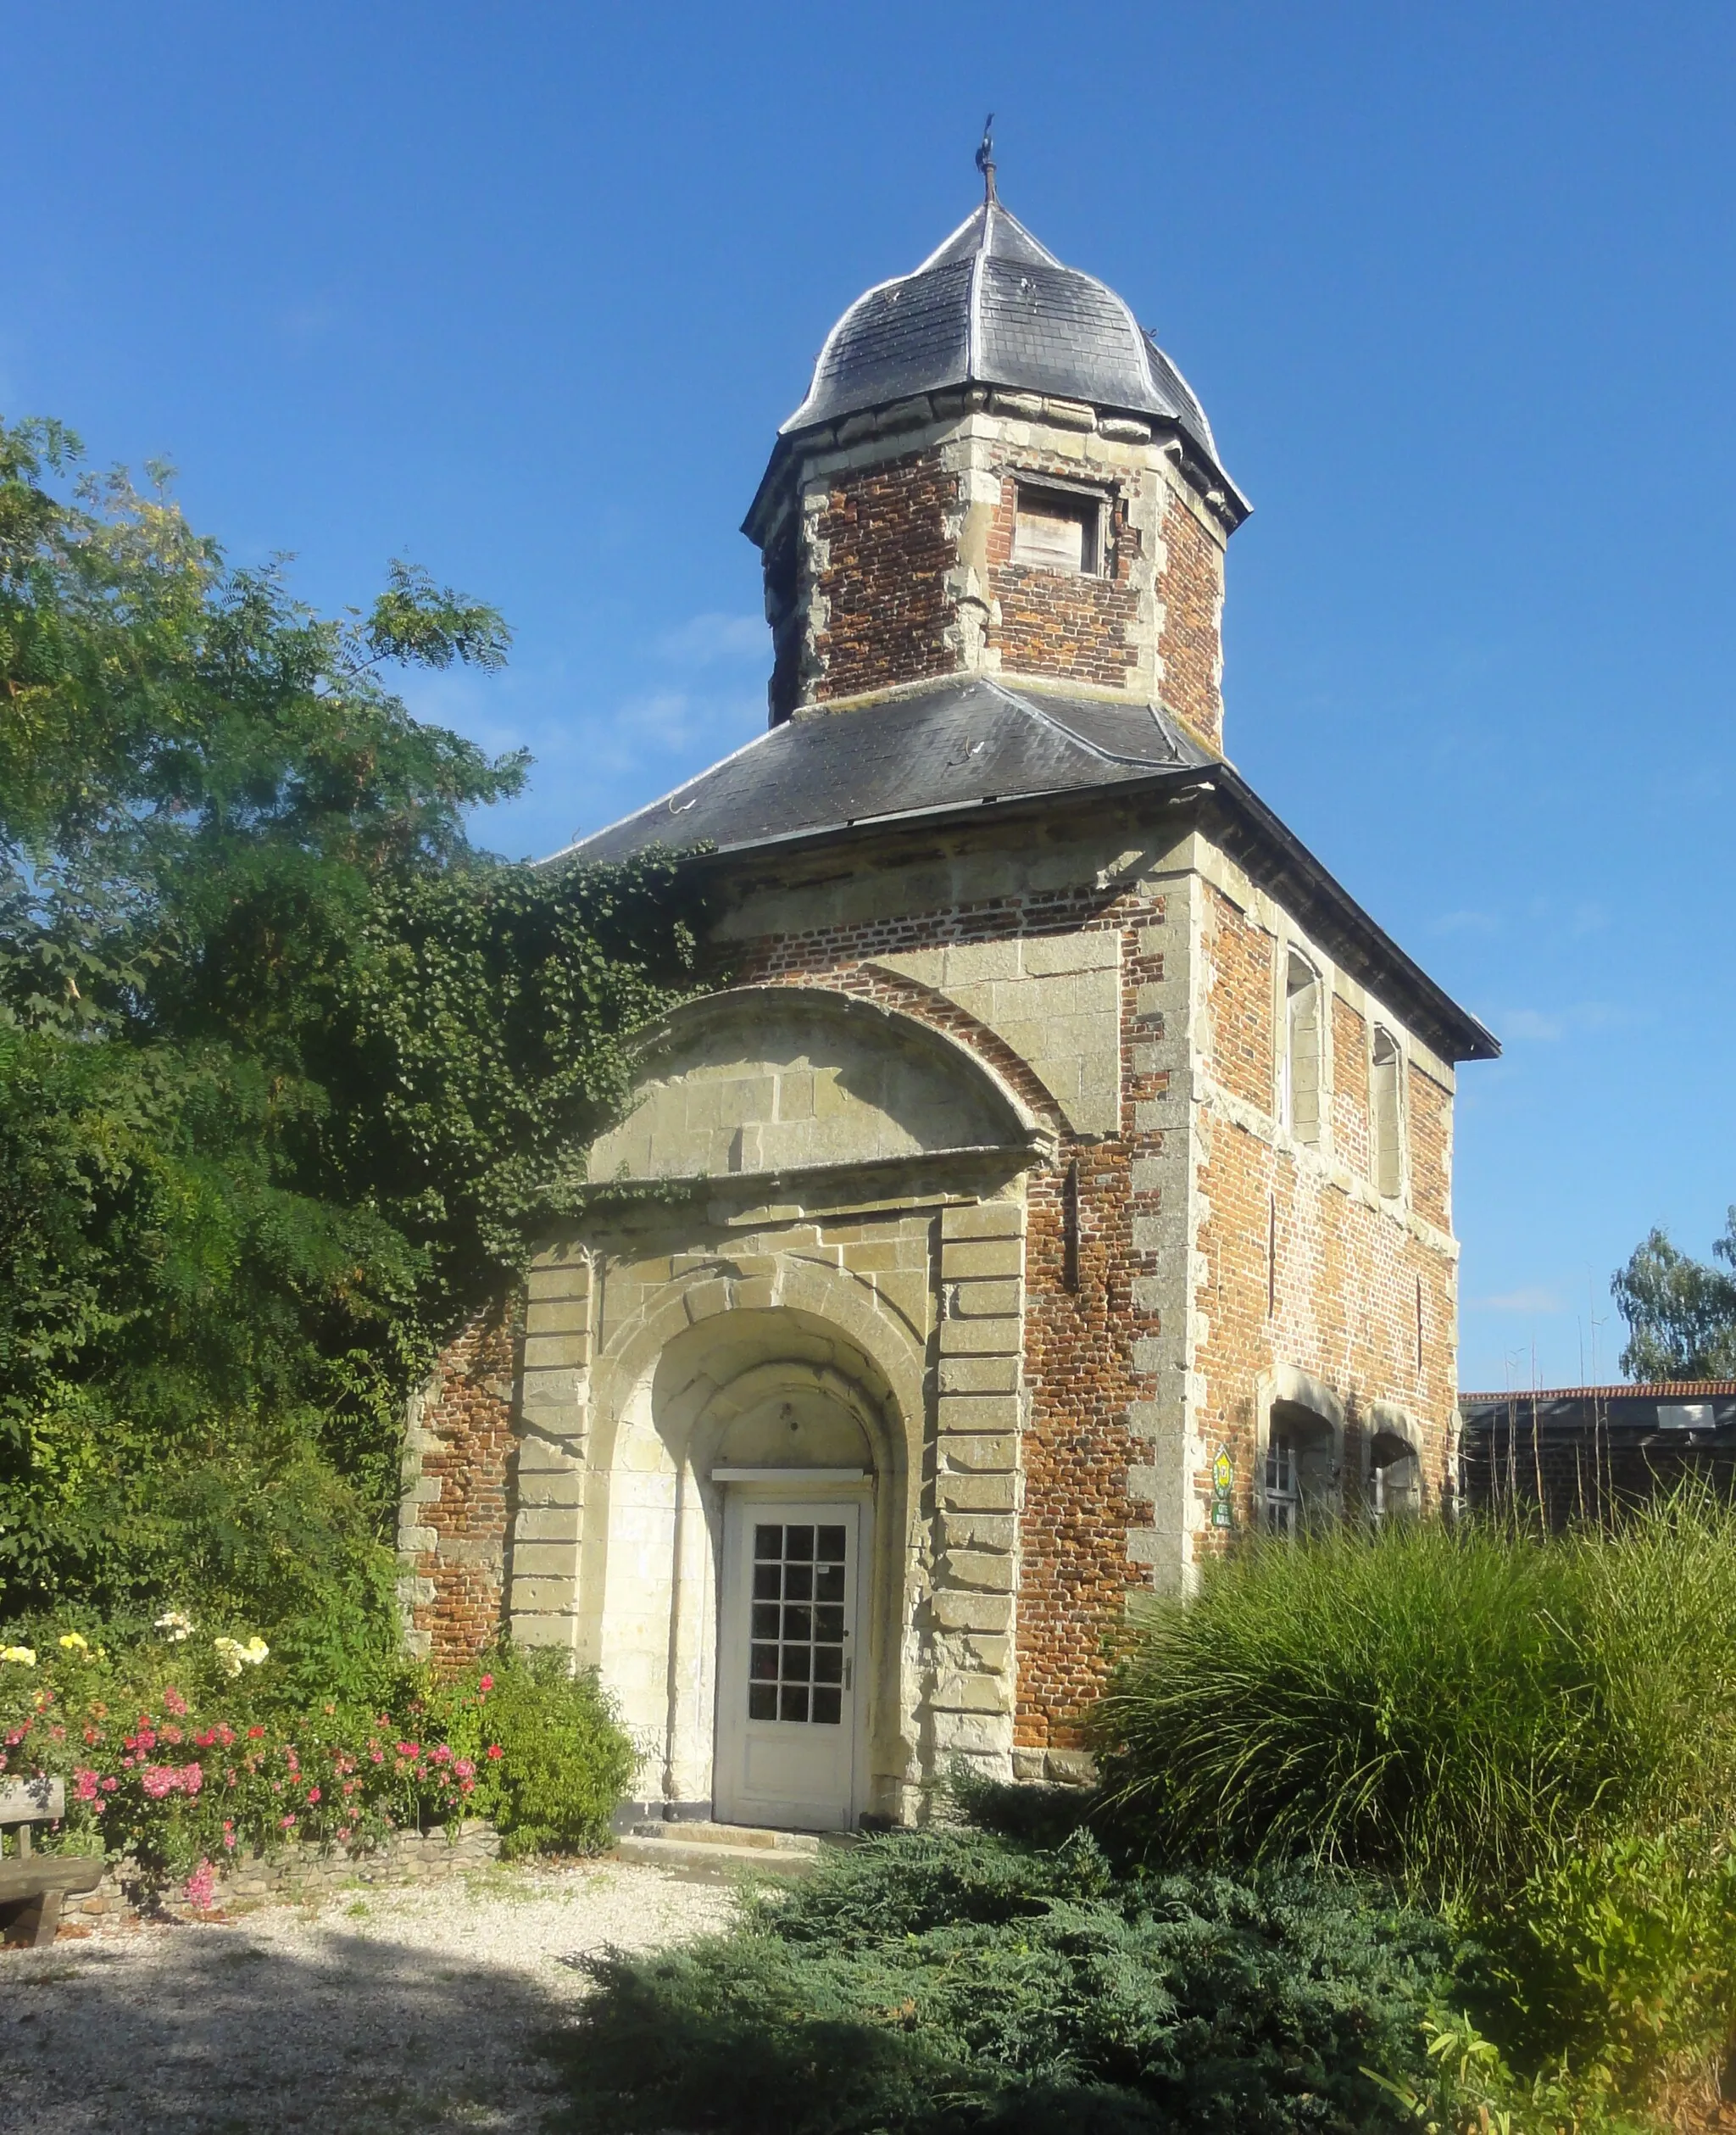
xmin=1461 ymin=1384 xmax=1736 ymax=1525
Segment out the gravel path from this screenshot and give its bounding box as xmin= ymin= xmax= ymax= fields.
xmin=0 ymin=1859 xmax=738 ymax=2134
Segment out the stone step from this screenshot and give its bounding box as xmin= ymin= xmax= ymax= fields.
xmin=616 ymin=1833 xmax=821 ymax=1877
xmin=627 ymin=1820 xmax=821 ymax=1856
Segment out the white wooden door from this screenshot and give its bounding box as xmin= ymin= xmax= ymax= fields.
xmin=714 ymin=1497 xmax=861 ymax=1830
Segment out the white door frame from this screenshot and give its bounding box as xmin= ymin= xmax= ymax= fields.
xmin=712 ymin=1474 xmax=872 ymax=1830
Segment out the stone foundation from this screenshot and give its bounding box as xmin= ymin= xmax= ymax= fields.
xmin=47 ymin=1820 xmax=501 ymax=1939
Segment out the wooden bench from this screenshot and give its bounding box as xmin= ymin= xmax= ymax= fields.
xmin=0 ymin=1778 xmax=103 ymax=1948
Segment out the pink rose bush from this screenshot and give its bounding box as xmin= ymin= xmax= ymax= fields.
xmin=0 ymin=1652 xmax=507 ymax=1882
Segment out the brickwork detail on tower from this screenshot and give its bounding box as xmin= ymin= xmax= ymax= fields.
xmin=983 ymin=470 xmax=1142 ymax=691
xmin=810 ymin=451 xmax=961 ymax=703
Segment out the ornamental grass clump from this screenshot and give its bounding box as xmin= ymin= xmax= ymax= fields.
xmin=1093 ymin=1486 xmax=1736 ymax=1907
xmin=1092 ymin=1486 xmax=1736 ymax=2110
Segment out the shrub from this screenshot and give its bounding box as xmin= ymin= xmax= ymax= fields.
xmin=554 ymin=1828 xmax=1455 ymax=2135
xmin=431 ymin=1647 xmax=635 ymax=1858
xmin=0 ymin=1636 xmax=493 ymax=1881
xmin=1093 ymin=1491 xmax=1736 ymax=1908
xmin=1092 ymin=1491 xmax=1736 ymax=2104
xmin=0 ymin=1629 xmax=639 ymax=1882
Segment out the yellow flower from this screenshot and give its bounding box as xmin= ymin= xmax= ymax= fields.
xmin=213 ymin=1633 xmax=269 ymax=1677
xmin=0 ymin=1646 xmax=36 ymax=1668
xmin=58 ymin=1631 xmax=90 ymax=1653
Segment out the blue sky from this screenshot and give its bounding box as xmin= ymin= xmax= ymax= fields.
xmin=7 ymin=2 xmax=1733 ymax=1391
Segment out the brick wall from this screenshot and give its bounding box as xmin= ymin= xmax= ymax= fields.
xmin=812 ymin=449 xmax=961 ymax=702
xmin=756 ymin=415 xmax=1230 ymax=744
xmin=1158 ymin=496 xmax=1225 ymax=752
xmin=985 ymin=471 xmax=1142 ymax=688
xmin=1407 ymin=1062 xmax=1453 ymax=1232
xmin=1192 ymin=889 xmax=1461 ymax=1532
xmin=1331 ymin=995 xmax=1370 ymax=1175
xmin=398 ymin=1306 xmax=517 ymax=1672
xmin=1205 ymin=889 xmax=1275 ymax=1111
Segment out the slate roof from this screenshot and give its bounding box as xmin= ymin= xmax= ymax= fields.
xmin=780 ymin=201 xmax=1242 ymax=507
xmin=547 ymin=679 xmax=1213 ymax=867
xmin=541 ymin=677 xmax=1500 ymax=1065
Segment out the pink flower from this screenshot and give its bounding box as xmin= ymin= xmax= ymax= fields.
xmin=185 ymin=1859 xmax=216 ymax=1910
xmin=162 ymin=1686 xmax=189 ymax=1718
xmin=73 ymin=1768 xmax=99 ymax=1803
xmin=141 ymin=1765 xmax=177 ymax=1800
xmin=397 ymin=1742 xmax=420 ymax=1759
xmin=486 ymin=1743 xmax=504 ymax=1762
xmin=431 ymin=1745 xmax=452 ymax=1765
xmin=369 ymin=1748 xmax=384 ymax=1765
xmin=477 ymin=1674 xmax=493 ymax=1694
xmin=180 ymin=1763 xmax=203 ymax=1797
xmin=305 ymin=1787 xmax=320 ymax=1804
xmin=281 ymin=1814 xmax=298 ymax=1831
xmin=246 ymin=1726 xmax=264 ymax=1740
xmin=100 ymin=1776 xmax=117 ymax=1793
xmin=222 ymin=1820 xmax=236 ymax=1852
xmin=453 ymin=1758 xmax=475 ymax=1781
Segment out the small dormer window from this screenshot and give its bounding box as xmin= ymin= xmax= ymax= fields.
xmin=1012 ymin=485 xmax=1101 ymax=575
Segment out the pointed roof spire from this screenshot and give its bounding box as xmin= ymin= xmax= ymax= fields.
xmin=975 ymin=114 xmax=997 ymax=205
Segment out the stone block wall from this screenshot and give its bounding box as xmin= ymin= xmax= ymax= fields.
xmin=51 ymin=1821 xmax=500 ymax=1940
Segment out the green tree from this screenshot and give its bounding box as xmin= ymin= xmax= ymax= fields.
xmin=1611 ymin=1214 xmax=1736 ymax=1382
xmin=0 ymin=415 xmax=700 ymax=1663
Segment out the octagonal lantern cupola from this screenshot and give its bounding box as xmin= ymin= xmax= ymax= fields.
xmin=744 ymin=188 xmax=1249 ymax=756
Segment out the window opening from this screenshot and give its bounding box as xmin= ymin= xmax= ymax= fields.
xmin=1371 ymin=1026 xmax=1403 ymax=1198
xmin=1266 ymin=1430 xmax=1301 ymax=1536
xmin=1012 ymin=485 xmax=1102 ymax=575
xmin=1283 ymin=952 xmax=1321 ymax=1145
xmin=1371 ymin=1432 xmax=1422 ymax=1521
xmin=748 ymin=1522 xmax=848 ymax=1725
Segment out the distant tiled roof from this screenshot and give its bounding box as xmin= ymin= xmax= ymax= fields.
xmin=780 ymin=199 xmax=1242 ymax=510
xmin=542 ymin=676 xmax=1499 ymax=1066
xmin=1463 ymin=1385 xmax=1736 ymax=1404
xmin=1461 ymin=1386 xmax=1736 ymax=1433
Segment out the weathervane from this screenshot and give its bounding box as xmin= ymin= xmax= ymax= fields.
xmin=975 ymin=114 xmax=998 ymax=205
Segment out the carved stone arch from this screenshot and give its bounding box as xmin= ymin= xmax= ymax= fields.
xmin=586 ymin=983 xmax=1051 ymax=1185
xmin=563 ymin=1251 xmax=932 ymax=1817
xmin=840 ymin=967 xmax=1075 ymax=1140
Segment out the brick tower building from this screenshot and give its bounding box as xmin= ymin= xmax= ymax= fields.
xmin=398 ymin=172 xmax=1498 ymax=1829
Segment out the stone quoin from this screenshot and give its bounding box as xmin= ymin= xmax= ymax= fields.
xmin=397 ymin=162 xmax=1499 ymax=1829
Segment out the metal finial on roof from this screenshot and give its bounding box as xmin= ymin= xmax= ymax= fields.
xmin=975 ymin=114 xmax=997 ymax=204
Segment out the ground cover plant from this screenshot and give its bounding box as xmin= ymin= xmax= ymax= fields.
xmin=1093 ymin=1491 xmax=1736 ymax=2120
xmin=554 ymin=1826 xmax=1455 ymax=2135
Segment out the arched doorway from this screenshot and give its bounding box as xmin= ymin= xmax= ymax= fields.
xmin=707 ymin=1367 xmax=876 ymax=1829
